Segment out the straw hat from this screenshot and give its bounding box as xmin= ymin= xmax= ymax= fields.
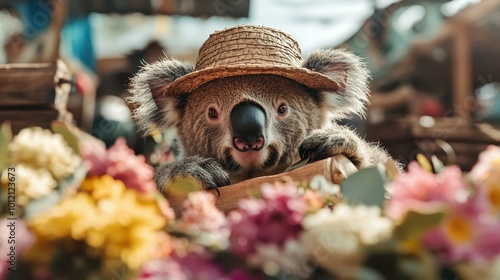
xmin=165 ymin=25 xmax=341 ymax=95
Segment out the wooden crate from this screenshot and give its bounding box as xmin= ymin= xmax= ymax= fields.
xmin=0 ymin=60 xmax=73 ymax=134
xmin=367 ymin=116 xmax=500 ymax=170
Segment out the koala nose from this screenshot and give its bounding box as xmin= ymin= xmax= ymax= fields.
xmin=231 ymin=102 xmax=266 ymax=152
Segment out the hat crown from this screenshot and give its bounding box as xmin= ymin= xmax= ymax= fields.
xmin=195 ymin=25 xmax=304 ymax=70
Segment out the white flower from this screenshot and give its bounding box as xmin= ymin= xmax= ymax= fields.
xmin=9 ymin=127 xmax=81 ymax=180
xmin=1 ymin=164 xmax=57 ymax=205
xmin=247 ymin=239 xmax=310 ymax=279
xmin=300 ymin=204 xmax=393 ymax=278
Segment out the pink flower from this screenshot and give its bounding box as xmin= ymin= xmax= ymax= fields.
xmin=178 ymin=192 xmax=230 ymax=247
xmin=228 ymin=181 xmax=307 ymax=256
xmin=181 ymin=192 xmax=228 ymax=232
xmin=81 ymin=138 xmax=156 ymax=194
xmin=469 ymin=145 xmax=500 ymax=214
xmin=385 ymin=162 xmax=467 ymax=220
xmin=422 ymin=193 xmax=500 ymax=263
xmin=137 ymin=250 xmax=224 ymax=280
xmin=469 ymin=145 xmax=500 ymax=183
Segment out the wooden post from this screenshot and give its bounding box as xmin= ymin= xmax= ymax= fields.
xmin=452 ymin=22 xmax=472 ymax=121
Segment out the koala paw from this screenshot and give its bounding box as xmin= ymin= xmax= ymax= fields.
xmin=155 ymin=156 xmax=230 ymax=196
xmin=299 ymin=130 xmax=365 ymax=167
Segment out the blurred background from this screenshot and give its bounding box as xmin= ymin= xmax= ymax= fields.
xmin=1 ymin=0 xmax=499 ymax=171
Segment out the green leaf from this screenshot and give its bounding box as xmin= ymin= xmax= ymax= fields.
xmin=394 ymin=208 xmax=447 ymax=240
xmin=51 ymin=121 xmax=80 ymax=154
xmin=285 ymin=158 xmax=310 ymax=172
xmin=24 ymin=164 xmax=88 ymax=220
xmin=24 ymin=191 xmax=61 ymax=220
xmin=341 ymin=165 xmax=387 ymax=208
xmin=57 ymin=164 xmax=88 ymax=193
xmin=431 ymin=155 xmax=444 ymax=174
xmin=0 ymin=122 xmax=13 ymax=171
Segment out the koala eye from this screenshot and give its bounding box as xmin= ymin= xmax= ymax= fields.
xmin=208 ymin=107 xmax=219 ymax=119
xmin=277 ymin=103 xmax=288 ymax=116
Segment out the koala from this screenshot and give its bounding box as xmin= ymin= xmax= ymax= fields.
xmin=129 ymin=48 xmax=394 ymax=195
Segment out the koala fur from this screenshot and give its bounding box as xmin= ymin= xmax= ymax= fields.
xmin=129 ymin=49 xmax=393 ymax=194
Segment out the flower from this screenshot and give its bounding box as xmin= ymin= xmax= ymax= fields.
xmin=138 ymin=243 xmax=259 ymax=280
xmin=228 ymin=181 xmax=307 ymax=257
xmin=385 ymin=162 xmax=467 ymax=220
xmin=1 ymin=164 xmax=57 ymax=205
xmin=135 ymin=257 xmax=187 ymax=280
xmin=181 ymin=191 xmax=228 ymax=233
xmin=422 ymin=193 xmax=500 ymax=263
xmin=179 ymin=191 xmax=229 ymax=248
xmin=8 ymin=127 xmax=81 ymax=180
xmin=302 ymin=175 xmax=342 ymax=212
xmin=28 ymin=175 xmax=168 ymax=269
xmin=302 ymin=189 xmax=325 ymax=213
xmin=247 ymin=239 xmax=308 ymax=278
xmin=469 ymin=145 xmax=500 ymax=182
xmin=470 ymin=145 xmax=500 ymax=214
xmin=81 ymin=138 xmax=156 ymax=194
xmin=300 ymin=204 xmax=393 ymax=278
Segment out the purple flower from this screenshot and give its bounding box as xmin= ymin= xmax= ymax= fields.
xmin=81 ymin=138 xmax=156 ymax=194
xmin=228 ymin=181 xmax=307 ymax=257
xmin=227 ymin=269 xmax=257 ymax=280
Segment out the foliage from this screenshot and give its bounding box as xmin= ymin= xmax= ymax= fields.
xmin=2 ymin=123 xmax=500 ymax=280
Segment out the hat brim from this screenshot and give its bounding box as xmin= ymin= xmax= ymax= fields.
xmin=164 ymin=64 xmax=341 ymax=95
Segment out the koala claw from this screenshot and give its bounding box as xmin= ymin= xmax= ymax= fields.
xmin=299 ymin=131 xmax=363 ymax=167
xmin=155 ymin=157 xmax=231 ymax=195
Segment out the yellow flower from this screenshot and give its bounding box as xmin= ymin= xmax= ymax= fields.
xmin=444 ymin=214 xmax=473 ymax=244
xmin=80 ymin=175 xmax=126 ymax=200
xmin=1 ymin=164 xmax=57 ymax=205
xmin=29 ymin=175 xmax=168 ymax=269
xmin=9 ymin=127 xmax=81 ymax=180
xmin=29 ymin=192 xmax=96 ymax=240
xmin=485 ymin=179 xmax=500 ymax=214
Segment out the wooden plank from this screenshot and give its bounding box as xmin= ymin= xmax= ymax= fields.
xmin=452 ymin=24 xmax=472 ymax=120
xmin=0 ymin=109 xmax=72 ymax=135
xmin=167 ymin=155 xmax=358 ymax=216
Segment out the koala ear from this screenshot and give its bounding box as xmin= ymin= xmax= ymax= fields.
xmin=303 ymin=49 xmax=370 ymax=118
xmin=128 ymin=58 xmax=193 ymax=135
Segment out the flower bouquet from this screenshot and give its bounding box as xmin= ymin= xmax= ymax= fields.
xmin=1 ymin=122 xmax=500 ymax=280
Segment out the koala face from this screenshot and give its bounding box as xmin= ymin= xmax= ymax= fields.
xmin=129 ymin=48 xmax=374 ymax=187
xmin=176 ymin=75 xmax=325 ymax=178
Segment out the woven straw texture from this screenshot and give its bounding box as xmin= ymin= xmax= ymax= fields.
xmin=165 ymin=25 xmax=340 ymax=95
